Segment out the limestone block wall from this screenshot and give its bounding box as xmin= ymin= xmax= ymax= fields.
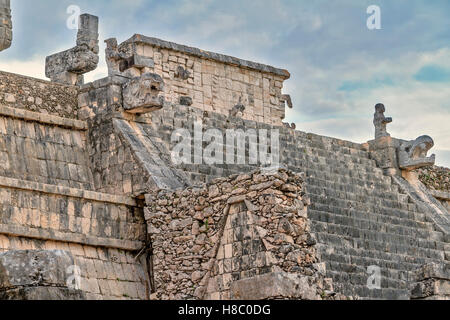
xmin=0 ymin=106 xmax=94 ymax=189
xmin=0 ymin=177 xmax=147 ymax=300
xmin=0 ymin=236 xmax=147 ymax=300
xmin=119 ymin=35 xmax=291 ymax=126
xmin=145 ymin=169 xmax=331 ymax=300
xmin=0 ymin=179 xmax=145 ymax=248
xmin=0 ymin=71 xmax=79 ymax=119
xmin=87 ymin=113 xmax=151 ymax=196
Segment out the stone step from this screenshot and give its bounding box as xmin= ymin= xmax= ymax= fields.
xmin=326 ymin=271 xmax=410 ymax=300
xmin=314 ymin=231 xmax=447 ymax=260
xmin=308 ymin=210 xmax=437 ymax=238
xmin=295 ymin=158 xmax=385 ymax=178
xmin=297 ymin=147 xmax=376 ymax=167
xmin=302 ymin=146 xmax=373 ymax=163
xmin=312 ymin=221 xmax=446 ymax=250
xmin=287 ymin=165 xmax=389 ymax=190
xmin=325 ymin=266 xmax=409 ymax=290
xmin=305 ymin=171 xmax=393 ymax=190
xmin=301 ymin=133 xmax=367 ymax=151
xmin=307 ymin=183 xmax=410 ymax=204
xmin=308 ymin=193 xmax=423 ymax=218
xmin=317 ymin=243 xmax=442 ymax=271
xmin=309 ymin=207 xmax=435 ymax=232
xmin=309 ymin=202 xmax=428 ymax=225
xmin=282 ymin=141 xmax=372 ymax=161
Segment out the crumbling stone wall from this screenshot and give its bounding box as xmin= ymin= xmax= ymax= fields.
xmin=119 ymin=35 xmax=290 ymax=126
xmin=418 ymin=166 xmax=450 ymax=193
xmin=145 ymin=169 xmax=335 ymax=300
xmin=0 ymin=72 xmax=79 ymax=119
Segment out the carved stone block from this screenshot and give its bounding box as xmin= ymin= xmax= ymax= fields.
xmin=398 ymin=135 xmax=436 ymax=171
xmin=122 ymin=73 xmax=165 ymax=113
xmin=45 ymin=14 xmax=99 ymax=85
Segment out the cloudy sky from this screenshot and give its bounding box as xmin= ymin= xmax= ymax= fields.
xmin=1 ymin=0 xmax=449 ymax=167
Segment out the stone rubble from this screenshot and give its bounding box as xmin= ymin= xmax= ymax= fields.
xmin=145 ymin=169 xmax=347 ymax=300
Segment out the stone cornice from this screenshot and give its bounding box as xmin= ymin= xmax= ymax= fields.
xmin=123 ymin=34 xmax=291 ymax=79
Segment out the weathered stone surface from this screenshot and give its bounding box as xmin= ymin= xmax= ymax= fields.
xmin=144 ymin=168 xmax=344 ymax=300
xmin=119 ymin=54 xmax=154 ymax=73
xmin=418 ymin=166 xmax=450 ymax=192
xmin=373 ymin=103 xmax=392 ymax=140
xmin=0 ymin=250 xmax=86 ymax=300
xmin=410 ymin=263 xmax=450 ymax=300
xmin=122 ymin=73 xmax=165 ymax=113
xmin=105 ymin=38 xmax=125 ymax=76
xmin=174 ymin=66 xmax=190 ymax=80
xmin=46 ymin=14 xmax=99 ymax=85
xmin=229 ymin=102 xmax=245 ymax=118
xmin=118 ymin=34 xmax=291 ymax=125
xmin=0 ymin=250 xmax=74 ymax=288
xmin=231 ymin=272 xmax=321 ymax=300
xmin=399 ymin=135 xmax=436 ymax=171
xmin=0 ymin=0 xmax=12 ymax=52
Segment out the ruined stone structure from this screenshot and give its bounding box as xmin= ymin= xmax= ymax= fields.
xmin=45 ymin=14 xmax=99 ymax=86
xmin=0 ymin=10 xmax=449 ymax=300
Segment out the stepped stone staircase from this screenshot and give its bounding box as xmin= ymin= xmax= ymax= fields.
xmin=147 ymin=105 xmax=449 ymax=300
xmin=287 ymin=133 xmax=449 ymax=300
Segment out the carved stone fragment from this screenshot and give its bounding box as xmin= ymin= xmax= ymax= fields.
xmin=230 ymin=101 xmax=246 ymax=117
xmin=373 ymin=103 xmax=392 ymax=140
xmin=175 ymin=66 xmax=190 ymax=80
xmin=45 ymin=14 xmax=99 ymax=85
xmin=398 ymin=135 xmax=436 ymax=170
xmin=122 ymin=72 xmax=165 ymax=113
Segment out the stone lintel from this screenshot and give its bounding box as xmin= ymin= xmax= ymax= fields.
xmin=0 ymin=250 xmax=86 ymax=300
xmin=0 ymin=104 xmax=87 ymax=130
xmin=0 ymin=224 xmax=143 ymax=251
xmin=122 ymin=34 xmax=291 ymax=79
xmin=0 ymin=176 xmax=136 ymax=206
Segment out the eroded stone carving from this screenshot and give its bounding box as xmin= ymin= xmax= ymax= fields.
xmin=45 ymin=14 xmax=99 ymax=85
xmin=0 ymin=0 xmax=12 ymax=52
xmin=179 ymin=96 xmax=193 ymax=106
xmin=230 ymin=102 xmax=246 ymax=118
xmin=281 ymin=94 xmax=293 ymax=109
xmin=105 ymin=38 xmax=124 ymax=76
xmin=122 ymin=72 xmax=165 ymax=113
xmin=373 ymin=103 xmax=392 ymax=139
xmin=398 ymin=135 xmax=436 ymax=171
xmin=175 ymin=66 xmax=190 ymax=80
